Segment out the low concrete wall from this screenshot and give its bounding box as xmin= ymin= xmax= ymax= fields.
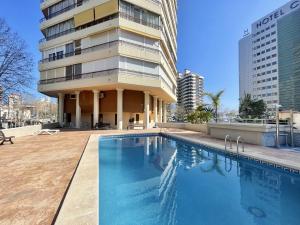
xmin=208 ymin=123 xmax=284 ymax=147
xmin=158 ymin=123 xmax=208 ymax=134
xmin=159 ymin=122 xmax=294 ymax=147
xmin=1 ymin=125 xmax=42 ymax=138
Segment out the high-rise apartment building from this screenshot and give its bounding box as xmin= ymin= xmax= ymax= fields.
xmin=239 ymin=0 xmax=300 ymax=113
xmin=38 ymin=0 xmax=178 ymax=129
xmin=177 ymin=69 xmax=204 ymax=112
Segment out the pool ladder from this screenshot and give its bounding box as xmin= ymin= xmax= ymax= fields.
xmin=224 ymin=135 xmax=245 ymax=156
xmin=236 ymin=136 xmax=245 ymax=156
xmin=224 ymin=135 xmax=232 ymax=151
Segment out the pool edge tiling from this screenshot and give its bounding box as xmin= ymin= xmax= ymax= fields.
xmin=163 ymin=132 xmax=300 ymax=174
xmin=54 ymin=134 xmax=99 ymax=225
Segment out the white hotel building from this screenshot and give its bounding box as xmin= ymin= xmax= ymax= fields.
xmin=239 ymin=0 xmax=300 ymax=113
xmin=177 ymin=69 xmax=204 ymax=112
xmin=38 ymin=0 xmax=178 ymax=129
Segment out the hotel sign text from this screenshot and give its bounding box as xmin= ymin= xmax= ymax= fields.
xmin=256 ymin=1 xmax=299 ymax=29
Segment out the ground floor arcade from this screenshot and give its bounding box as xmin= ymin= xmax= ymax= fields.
xmin=57 ymin=89 xmax=168 ymax=130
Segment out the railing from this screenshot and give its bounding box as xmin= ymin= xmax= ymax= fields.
xmin=40 ymin=0 xmax=90 ymax=23
xmin=212 ymin=118 xmax=289 ymax=125
xmin=39 ymin=68 xmax=159 ymax=85
xmin=224 ymin=135 xmax=232 ymax=151
xmin=39 ymin=28 xmax=75 ymax=43
xmin=147 ymin=0 xmax=161 ymax=5
xmin=236 ymin=136 xmax=245 ymax=155
xmin=39 ymin=14 xmax=117 ymax=43
xmin=40 ymin=40 xmax=159 ymax=64
xmin=40 ymin=11 xmax=161 ymax=44
xmin=119 ymin=12 xmax=160 ymax=30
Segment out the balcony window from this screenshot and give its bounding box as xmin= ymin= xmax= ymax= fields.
xmin=65 ymin=63 xmax=82 ymax=80
xmin=119 ymin=0 xmax=160 ymax=29
xmin=48 ymin=0 xmax=75 ymax=19
xmin=56 ymin=51 xmax=64 ymax=60
xmin=49 ymin=53 xmax=56 ymax=62
xmin=45 ymin=19 xmax=74 ymax=40
xmin=65 ymin=43 xmax=74 ymax=57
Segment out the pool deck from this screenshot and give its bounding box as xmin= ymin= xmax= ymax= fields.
xmin=1 ymin=128 xmax=300 ymax=225
xmin=165 ymin=129 xmax=300 ymax=172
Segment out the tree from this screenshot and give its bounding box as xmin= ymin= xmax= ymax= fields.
xmin=0 ymin=18 xmax=34 ymax=104
xmin=174 ymin=105 xmax=188 ymax=122
xmin=239 ymin=93 xmax=267 ymax=119
xmin=205 ymin=90 xmax=225 ymax=122
xmin=187 ymin=105 xmax=213 ymax=124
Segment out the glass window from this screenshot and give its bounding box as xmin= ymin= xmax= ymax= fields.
xmin=56 ymin=51 xmax=64 ymax=60
xmin=49 ymin=53 xmax=56 ymax=62
xmin=49 ymin=0 xmax=75 ymax=18
xmin=119 ymin=0 xmax=160 ymax=29
xmin=65 ymin=43 xmax=74 ymax=57
xmin=46 ymin=19 xmax=74 ymax=40
xmin=74 ymin=64 xmax=82 ymax=76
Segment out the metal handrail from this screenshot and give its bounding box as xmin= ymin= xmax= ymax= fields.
xmin=225 ymin=135 xmax=232 ymax=151
xmin=39 ymin=40 xmax=159 ymax=64
xmin=39 ymin=68 xmax=160 ymax=85
xmin=236 ymin=136 xmax=245 ymax=155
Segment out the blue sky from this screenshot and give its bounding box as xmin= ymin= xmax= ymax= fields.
xmin=0 ymin=0 xmax=289 ymax=110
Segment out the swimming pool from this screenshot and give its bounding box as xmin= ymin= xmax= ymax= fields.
xmin=99 ymin=134 xmax=300 ymax=225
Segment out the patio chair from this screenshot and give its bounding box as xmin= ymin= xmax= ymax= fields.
xmin=94 ymin=122 xmax=111 ymax=130
xmin=0 ymin=131 xmax=15 ymax=145
xmin=35 ymin=129 xmax=60 ymax=135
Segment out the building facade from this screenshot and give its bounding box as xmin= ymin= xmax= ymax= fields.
xmin=38 ymin=0 xmax=178 ymax=129
xmin=239 ymin=0 xmax=300 ymax=113
xmin=177 ymin=69 xmax=204 ymax=112
xmin=277 ymin=8 xmax=300 ymax=111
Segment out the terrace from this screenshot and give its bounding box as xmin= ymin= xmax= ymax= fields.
xmin=1 ymin=128 xmax=300 ymax=224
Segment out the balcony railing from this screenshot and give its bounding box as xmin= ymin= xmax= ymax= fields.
xmin=40 ymin=11 xmax=161 ymax=44
xmin=39 ymin=68 xmax=159 ymax=85
xmin=40 ymin=40 xmax=159 ymax=64
xmin=40 ymin=0 xmax=90 ymax=23
xmin=39 ymin=28 xmax=75 ymax=43
xmin=39 ymin=13 xmax=118 ymax=44
xmin=119 ymin=12 xmax=160 ymax=30
xmin=39 ymin=68 xmax=176 ymax=95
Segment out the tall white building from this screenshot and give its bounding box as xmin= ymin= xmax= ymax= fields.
xmin=38 ymin=0 xmax=178 ymax=129
xmin=177 ymin=69 xmax=204 ymax=112
xmin=239 ymin=0 xmax=300 ymax=113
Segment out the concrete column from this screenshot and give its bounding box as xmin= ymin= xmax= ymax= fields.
xmin=75 ymin=91 xmax=81 ymax=129
xmin=58 ymin=93 xmax=64 ymax=127
xmin=93 ymin=90 xmax=100 ymax=127
xmin=159 ymin=98 xmax=163 ymax=123
xmin=163 ymin=102 xmax=167 ymax=123
xmin=144 ymin=91 xmax=150 ymax=129
xmin=153 ymin=96 xmax=158 ymax=124
xmin=117 ymin=89 xmax=124 ymax=130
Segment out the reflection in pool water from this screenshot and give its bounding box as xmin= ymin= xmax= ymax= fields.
xmin=99 ymin=135 xmax=300 ymax=225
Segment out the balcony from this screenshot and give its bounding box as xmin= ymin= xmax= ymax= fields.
xmin=40 ymin=10 xmax=161 ymax=44
xmin=39 ymin=13 xmax=118 ymax=44
xmin=40 ymin=40 xmax=159 ymax=64
xmin=40 ymin=0 xmax=90 ymax=23
xmin=39 ymin=68 xmax=160 ymax=85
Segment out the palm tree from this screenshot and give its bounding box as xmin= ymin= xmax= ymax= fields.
xmin=205 ymin=90 xmax=224 ymax=122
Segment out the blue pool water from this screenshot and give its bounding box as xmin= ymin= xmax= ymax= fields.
xmin=99 ymin=135 xmax=300 ymax=225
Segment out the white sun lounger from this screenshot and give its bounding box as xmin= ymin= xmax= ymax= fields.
xmin=35 ymin=129 xmax=60 ymax=135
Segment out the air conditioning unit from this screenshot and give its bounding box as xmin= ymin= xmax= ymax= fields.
xmin=100 ymin=92 xmax=105 ymax=99
xmin=70 ymin=94 xmax=76 ymax=100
